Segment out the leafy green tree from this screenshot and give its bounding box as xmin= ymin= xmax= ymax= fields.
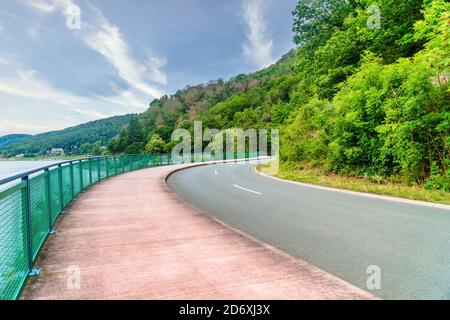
xmin=125 ymin=118 xmax=144 ymax=146
xmin=91 ymin=145 xmax=102 ymax=156
xmin=293 ymin=0 xmax=359 ymax=49
xmin=125 ymin=142 xmax=144 ymax=155
xmin=145 ymin=134 xmax=166 ymax=154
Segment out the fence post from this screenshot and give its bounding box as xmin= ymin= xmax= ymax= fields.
xmin=79 ymin=160 xmax=84 ymax=191
xmin=58 ymin=164 xmax=64 ymax=212
xmin=97 ymin=158 xmax=101 ymax=181
xmin=106 ymin=157 xmax=109 ymax=177
xmin=122 ymin=156 xmax=125 ymax=173
xmin=45 ymin=169 xmax=56 ymax=234
xmin=88 ymin=158 xmax=92 ymax=185
xmin=114 ymin=156 xmax=118 ymax=175
xmin=22 ymin=176 xmax=40 ymax=277
xmin=70 ymin=161 xmax=74 ymax=199
xmin=160 ymin=154 xmax=163 ymax=166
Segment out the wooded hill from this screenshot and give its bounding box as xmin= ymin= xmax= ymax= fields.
xmin=0 ymin=114 xmax=137 ymax=157
xmin=110 ymin=0 xmax=449 ymax=191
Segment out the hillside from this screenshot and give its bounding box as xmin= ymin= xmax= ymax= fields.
xmin=110 ymin=0 xmax=449 ymax=193
xmin=0 ymin=134 xmax=32 ymax=149
xmin=108 ymin=50 xmax=296 ymax=154
xmin=0 ymin=114 xmax=137 ymax=157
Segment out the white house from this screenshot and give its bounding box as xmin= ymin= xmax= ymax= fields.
xmin=50 ymin=148 xmax=65 ymax=156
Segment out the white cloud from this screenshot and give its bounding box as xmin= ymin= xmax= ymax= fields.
xmin=23 ymin=0 xmax=166 ymax=100
xmin=0 ymin=57 xmax=147 ymax=124
xmin=0 ymin=119 xmax=58 ymax=135
xmin=82 ymin=7 xmax=166 ymax=98
xmin=0 ymin=1 xmax=169 ymax=135
xmin=27 ymin=26 xmax=40 ymax=41
xmin=24 ymin=0 xmax=57 ymax=13
xmin=0 ymin=56 xmax=8 ymax=65
xmin=93 ymin=83 xmax=149 ymax=110
xmin=72 ymin=107 xmax=112 ymax=119
xmin=242 ymin=0 xmax=275 ymax=69
xmin=0 ymin=68 xmax=87 ymax=105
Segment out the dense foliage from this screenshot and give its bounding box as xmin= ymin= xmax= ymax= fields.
xmin=0 ymin=115 xmax=137 ymax=157
xmin=108 ymin=50 xmax=296 ymax=154
xmin=109 ymin=0 xmax=448 ymax=191
xmin=0 ymin=134 xmax=32 ymax=149
xmin=283 ymin=0 xmax=449 ymax=190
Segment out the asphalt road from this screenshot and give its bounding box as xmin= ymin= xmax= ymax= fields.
xmin=167 ymin=162 xmax=450 ymax=300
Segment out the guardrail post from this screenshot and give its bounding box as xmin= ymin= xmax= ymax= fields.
xmin=45 ymin=169 xmax=56 ymax=234
xmin=58 ymin=164 xmax=64 ymax=212
xmin=97 ymin=158 xmax=101 ymax=181
xmin=69 ymin=161 xmax=74 ymax=199
xmin=88 ymin=158 xmax=92 ymax=185
xmin=22 ymin=176 xmax=40 ymax=277
xmin=79 ymin=160 xmax=84 ymax=191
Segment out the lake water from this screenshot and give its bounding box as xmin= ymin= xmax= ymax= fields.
xmin=0 ymin=161 xmax=61 ymax=182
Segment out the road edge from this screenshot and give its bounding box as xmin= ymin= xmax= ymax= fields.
xmin=164 ymin=161 xmax=378 ymax=300
xmin=164 ymin=157 xmax=271 ymax=182
xmin=252 ymin=165 xmax=450 ymax=211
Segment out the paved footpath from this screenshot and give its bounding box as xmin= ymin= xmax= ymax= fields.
xmin=21 ymin=164 xmax=374 ymax=300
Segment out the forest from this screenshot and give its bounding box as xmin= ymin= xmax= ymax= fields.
xmin=109 ymin=0 xmax=449 ymax=192
xmin=0 ymin=114 xmax=137 ymax=157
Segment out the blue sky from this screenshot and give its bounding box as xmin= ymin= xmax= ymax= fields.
xmin=0 ymin=0 xmax=297 ymax=135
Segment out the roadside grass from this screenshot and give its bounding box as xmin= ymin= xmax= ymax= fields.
xmin=259 ymin=163 xmax=450 ymax=205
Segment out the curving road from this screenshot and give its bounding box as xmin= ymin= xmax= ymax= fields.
xmin=167 ymin=162 xmax=450 ymax=300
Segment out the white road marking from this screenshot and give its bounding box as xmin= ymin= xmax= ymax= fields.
xmin=214 ymin=170 xmax=218 ymax=175
xmin=233 ymin=184 xmax=262 ymax=195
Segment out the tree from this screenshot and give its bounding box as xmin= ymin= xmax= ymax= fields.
xmin=91 ymin=145 xmax=102 ymax=156
xmin=125 ymin=118 xmax=144 ymax=146
xmin=145 ymin=134 xmax=166 ymax=154
xmin=293 ymin=0 xmax=358 ymax=49
xmin=125 ymin=142 xmax=144 ymax=155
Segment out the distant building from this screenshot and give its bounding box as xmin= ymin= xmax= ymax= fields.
xmin=15 ymin=154 xmax=25 ymax=158
xmin=50 ymin=148 xmax=65 ymax=156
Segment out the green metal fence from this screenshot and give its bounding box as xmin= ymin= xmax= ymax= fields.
xmin=0 ymin=152 xmax=261 ymax=300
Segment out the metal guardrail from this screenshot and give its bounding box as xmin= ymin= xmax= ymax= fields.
xmin=0 ymin=154 xmax=171 ymax=300
xmin=0 ymin=152 xmax=260 ymax=300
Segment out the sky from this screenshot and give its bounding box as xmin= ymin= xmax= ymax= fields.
xmin=0 ymin=0 xmax=297 ymax=136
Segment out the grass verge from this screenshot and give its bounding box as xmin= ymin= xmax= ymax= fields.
xmin=259 ymin=163 xmax=450 ymax=205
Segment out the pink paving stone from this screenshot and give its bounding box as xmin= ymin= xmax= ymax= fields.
xmin=21 ymin=164 xmax=376 ymax=300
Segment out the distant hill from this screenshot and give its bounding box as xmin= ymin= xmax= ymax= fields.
xmin=0 ymin=134 xmax=32 ymax=149
xmin=0 ymin=114 xmax=137 ymax=157
xmin=108 ymin=50 xmax=297 ymax=154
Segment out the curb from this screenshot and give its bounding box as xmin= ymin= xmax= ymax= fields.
xmin=253 ymin=166 xmax=450 ymax=211
xmin=164 ymin=157 xmax=271 ymax=182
